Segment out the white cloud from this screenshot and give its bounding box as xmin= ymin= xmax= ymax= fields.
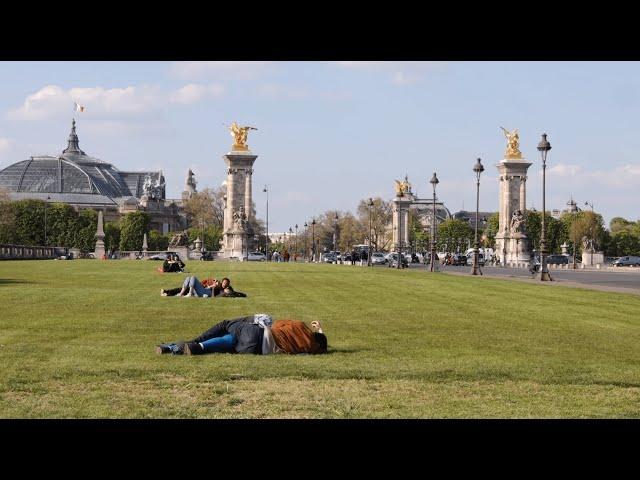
xmin=543 ymin=162 xmax=640 ymax=188
xmin=392 ymin=71 xmax=421 ymax=86
xmin=332 ymin=61 xmax=448 ymax=86
xmin=8 ymin=85 xmax=165 ymax=120
xmin=0 ymin=138 xmax=10 ymax=153
xmin=9 ymin=83 xmax=227 ymax=121
xmin=547 ymin=163 xmax=584 ymax=177
xmin=255 ymin=84 xmax=310 ymax=100
xmin=169 ymin=61 xmax=272 ymax=80
xmin=169 ymin=83 xmax=225 ymax=105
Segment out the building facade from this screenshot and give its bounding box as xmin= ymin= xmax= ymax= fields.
xmin=0 ymin=120 xmax=187 ymax=234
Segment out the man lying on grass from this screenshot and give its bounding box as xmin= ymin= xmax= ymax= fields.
xmin=160 ymin=276 xmax=246 ymax=298
xmin=156 ymin=314 xmax=327 ymax=355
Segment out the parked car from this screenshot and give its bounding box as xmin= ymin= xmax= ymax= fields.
xmin=387 ymin=252 xmax=408 ymax=268
xmin=247 ymin=252 xmax=267 ymax=261
xmin=342 ymin=252 xmax=352 ymax=262
xmin=323 ymin=253 xmax=337 ymax=263
xmin=466 ymin=253 xmax=485 ymax=266
xmin=371 ymin=252 xmax=388 ymax=265
xmin=613 ymin=256 xmax=640 ymax=267
xmin=451 ymin=253 xmax=467 ymax=266
xmin=547 ymin=254 xmax=569 ymax=265
xmin=148 ymin=251 xmax=181 ymax=261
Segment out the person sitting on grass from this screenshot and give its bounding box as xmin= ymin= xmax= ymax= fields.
xmin=156 ymin=315 xmax=327 ymax=356
xmin=160 ymin=276 xmax=246 ymax=298
xmin=161 ymin=254 xmax=185 ymax=273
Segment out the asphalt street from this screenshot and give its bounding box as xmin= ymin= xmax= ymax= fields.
xmin=369 ymin=262 xmax=640 ymax=294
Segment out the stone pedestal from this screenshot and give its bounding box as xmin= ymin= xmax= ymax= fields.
xmin=495 ymin=156 xmax=532 ymax=266
xmin=94 ymin=210 xmax=106 ymax=259
xmin=392 ymin=197 xmax=411 ymax=251
xmin=221 ymin=151 xmax=257 ymax=259
xmin=582 ymin=251 xmax=604 ymax=267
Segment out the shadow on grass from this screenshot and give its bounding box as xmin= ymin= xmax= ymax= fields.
xmin=0 ymin=278 xmax=33 ymax=286
xmin=326 ymin=347 xmax=364 ymax=355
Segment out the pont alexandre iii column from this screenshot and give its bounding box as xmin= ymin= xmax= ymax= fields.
xmin=221 ymin=122 xmax=258 ymax=259
xmin=495 ymin=128 xmax=532 ymax=266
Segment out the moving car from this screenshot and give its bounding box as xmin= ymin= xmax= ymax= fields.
xmin=613 ymin=256 xmax=640 ymax=267
xmin=323 ymin=253 xmax=337 ymax=263
xmin=547 ymin=254 xmax=569 ymax=265
xmin=371 ymin=252 xmax=387 ymax=265
xmin=148 ymin=252 xmax=181 ymax=261
xmin=247 ymin=252 xmax=267 ymax=261
xmin=387 ymin=252 xmax=408 ymax=268
xmin=466 ymin=253 xmax=485 ymax=266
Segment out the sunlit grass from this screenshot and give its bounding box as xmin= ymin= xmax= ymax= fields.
xmin=1 ymin=259 xmax=639 ymax=418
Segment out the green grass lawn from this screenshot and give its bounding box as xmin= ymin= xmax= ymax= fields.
xmin=1 ymin=259 xmax=640 ymax=418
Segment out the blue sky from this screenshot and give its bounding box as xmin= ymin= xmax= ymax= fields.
xmin=0 ymin=61 xmax=638 ymax=232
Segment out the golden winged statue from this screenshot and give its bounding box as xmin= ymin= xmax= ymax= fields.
xmin=228 ymin=121 xmax=258 ymax=151
xmin=394 ymin=177 xmax=411 ymax=197
xmin=500 ymin=126 xmax=522 ymax=159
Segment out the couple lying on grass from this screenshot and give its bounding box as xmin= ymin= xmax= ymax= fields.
xmin=157 ymin=314 xmax=327 ymax=356
xmin=161 ymin=276 xmax=246 ymax=298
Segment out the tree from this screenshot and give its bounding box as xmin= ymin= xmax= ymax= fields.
xmin=437 ymin=219 xmax=474 ymax=252
xmin=119 ymin=211 xmax=150 ymax=251
xmin=482 ymin=213 xmax=500 ymax=248
xmin=356 ymin=197 xmax=392 ymax=251
xmin=104 ymin=222 xmax=121 ymax=252
xmin=408 ymin=210 xmax=429 ymax=253
xmin=73 ymin=209 xmax=98 ymax=253
xmin=0 ymin=190 xmax=16 ymax=244
xmin=47 ymin=202 xmax=79 ymax=247
xmin=568 ymin=214 xmax=590 ymax=268
xmin=147 ymin=229 xmax=168 ymax=251
xmin=11 ymin=200 xmax=47 ymax=246
xmin=183 ymin=187 xmax=225 ymax=231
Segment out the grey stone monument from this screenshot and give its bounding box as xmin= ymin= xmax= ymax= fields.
xmin=221 ymin=123 xmax=258 ymax=260
xmin=94 ymin=210 xmax=106 ymax=259
xmin=142 ymin=232 xmax=148 ymax=256
xmin=495 ymin=128 xmax=532 ymax=266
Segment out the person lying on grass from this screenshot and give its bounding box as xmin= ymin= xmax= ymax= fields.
xmin=156 ymin=315 xmax=327 ymax=355
xmin=160 ymin=276 xmax=246 ymax=298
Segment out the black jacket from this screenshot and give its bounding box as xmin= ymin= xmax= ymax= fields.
xmin=192 ymin=316 xmax=263 ymax=354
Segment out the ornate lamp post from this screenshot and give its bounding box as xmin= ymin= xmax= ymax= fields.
xmin=430 ymin=172 xmax=439 ymax=272
xmin=288 ymin=227 xmax=293 ymax=259
xmin=263 ymin=185 xmax=269 ymax=260
xmin=333 ymin=213 xmax=339 ymax=263
xmin=311 ymin=219 xmax=316 ymax=262
xmin=304 ymin=222 xmax=308 ymax=261
xmin=294 ymin=223 xmax=298 ymax=260
xmin=537 ymin=133 xmax=553 ymax=281
xmin=368 ymin=198 xmax=374 ymax=267
xmin=471 ymin=158 xmax=484 ymax=275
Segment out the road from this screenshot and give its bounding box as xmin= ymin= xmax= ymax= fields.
xmin=375 ymin=262 xmax=640 ymax=294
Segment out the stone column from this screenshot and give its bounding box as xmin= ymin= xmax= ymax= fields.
xmin=222 ymin=152 xmax=257 ymax=258
xmin=94 ymin=210 xmax=106 ymax=259
xmin=520 ymin=176 xmax=527 ymax=212
xmin=496 ymin=158 xmax=532 ymax=266
xmin=402 ymin=206 xmax=410 ymax=247
xmin=244 ymin=168 xmax=253 ymax=221
xmin=392 ymin=200 xmax=400 ymax=249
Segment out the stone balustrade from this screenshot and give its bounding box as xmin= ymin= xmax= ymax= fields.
xmin=0 ymin=244 xmax=63 ymax=260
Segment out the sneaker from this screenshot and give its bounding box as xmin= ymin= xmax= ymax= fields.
xmin=203 ymin=294 xmax=209 ymax=298
xmin=155 ymin=343 xmax=172 ymax=354
xmin=184 ymin=342 xmax=204 ymax=355
xmin=160 ymin=289 xmax=167 ymax=297
xmin=170 ymin=343 xmax=185 ymax=355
